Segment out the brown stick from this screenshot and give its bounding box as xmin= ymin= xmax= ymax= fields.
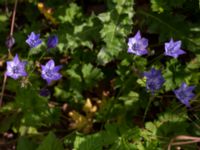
xmin=0 ymin=74 xmax=7 ymax=107
xmin=168 ymin=135 xmax=200 ymax=150
xmin=10 ymin=0 xmax=18 ymax=36
xmin=0 ymin=0 xmax=18 ymax=107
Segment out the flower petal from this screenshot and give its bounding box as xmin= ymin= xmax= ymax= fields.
xmin=46 ymin=59 xmax=55 ymax=69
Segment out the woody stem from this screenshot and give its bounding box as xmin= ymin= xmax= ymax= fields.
xmin=0 ymin=0 xmax=18 ymax=107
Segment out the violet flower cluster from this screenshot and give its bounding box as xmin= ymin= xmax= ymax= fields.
xmin=128 ymin=30 xmax=195 ymax=107
xmin=128 ymin=31 xmax=186 ymax=58
xmin=6 ymin=32 xmax=61 ymax=85
xmin=5 ymin=30 xmax=196 ymax=107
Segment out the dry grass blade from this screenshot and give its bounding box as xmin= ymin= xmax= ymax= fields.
xmin=168 ymin=135 xmax=200 ymax=150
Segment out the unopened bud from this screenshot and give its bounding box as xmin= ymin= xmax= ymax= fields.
xmin=5 ymin=36 xmax=15 ymax=49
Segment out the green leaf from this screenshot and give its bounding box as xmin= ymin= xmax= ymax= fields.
xmin=27 ymin=44 xmax=45 ymax=56
xmin=119 ymin=91 xmax=139 ymax=107
xmin=138 ymin=10 xmax=189 ymax=42
xmin=97 ymin=0 xmax=134 ymax=65
xmin=74 ymin=133 xmax=103 ymax=150
xmin=56 ymin=4 xmax=101 ymax=53
xmin=0 ymin=113 xmax=19 ymax=132
xmin=58 ymin=3 xmax=82 ymax=23
xmin=0 ymin=15 xmax=8 ymax=22
xmin=14 ymin=88 xmax=52 ymax=126
xmin=150 ymin=0 xmax=186 ymax=13
xmin=37 ymin=132 xmax=64 ymax=150
xmin=17 ymin=136 xmax=37 ymax=150
xmin=102 ymin=124 xmax=119 ymax=145
xmin=163 ymin=59 xmax=190 ymax=91
xmin=97 ymin=48 xmax=113 ymax=65
xmin=156 ymin=111 xmax=189 ymax=138
xmin=145 ymin=122 xmax=157 ymax=135
xmin=81 ymin=63 xmax=103 ymax=88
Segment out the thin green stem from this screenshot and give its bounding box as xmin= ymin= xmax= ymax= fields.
xmin=27 ymin=51 xmax=46 ymax=78
xmin=143 ymin=95 xmax=154 ymax=122
xmin=27 ymin=52 xmax=31 ymax=61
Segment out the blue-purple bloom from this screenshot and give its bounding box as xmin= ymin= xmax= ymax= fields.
xmin=26 ymin=32 xmax=42 ymax=48
xmin=41 ymin=59 xmax=62 ymax=84
xmin=128 ymin=30 xmax=148 ymax=56
xmin=47 ymin=35 xmax=58 ymax=49
xmin=164 ymin=38 xmax=186 ymax=58
xmin=6 ymin=54 xmax=27 ymax=80
xmin=143 ymin=68 xmax=165 ymax=93
xmin=174 ymin=82 xmax=195 ymax=107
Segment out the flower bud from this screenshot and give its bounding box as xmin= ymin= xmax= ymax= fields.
xmin=5 ymin=36 xmax=15 ymax=49
xmin=47 ymin=35 xmax=58 ymax=49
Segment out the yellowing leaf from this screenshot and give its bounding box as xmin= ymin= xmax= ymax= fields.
xmin=83 ymin=98 xmax=97 ymax=114
xmin=37 ymin=2 xmax=58 ymax=25
xmin=68 ymin=111 xmax=92 ymax=133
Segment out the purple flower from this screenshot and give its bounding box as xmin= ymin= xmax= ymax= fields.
xmin=143 ymin=68 xmax=165 ymax=93
xmin=6 ymin=54 xmax=27 ymax=79
xmin=164 ymin=38 xmax=186 ymax=58
xmin=47 ymin=35 xmax=58 ymax=49
xmin=26 ymin=32 xmax=42 ymax=48
xmin=128 ymin=30 xmax=148 ymax=56
xmin=174 ymin=82 xmax=195 ymax=107
xmin=41 ymin=59 xmax=62 ymax=84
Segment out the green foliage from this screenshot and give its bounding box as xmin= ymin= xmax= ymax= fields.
xmin=74 ymin=133 xmax=102 ymax=150
xmin=82 ymin=63 xmax=104 ymax=88
xmin=17 ymin=136 xmax=37 ymax=150
xmin=97 ymin=0 xmax=134 ymax=65
xmin=1 ymin=0 xmax=200 ymax=149
xmin=150 ymin=0 xmax=186 ymax=13
xmin=163 ymin=59 xmax=190 ymax=91
xmin=56 ymin=3 xmax=102 ymax=53
xmin=139 ymin=10 xmax=189 ymax=42
xmin=14 ymin=88 xmax=50 ymax=126
xmin=119 ymin=91 xmax=139 ymax=107
xmin=73 ymin=123 xmax=138 ymax=150
xmin=37 ymin=132 xmax=64 ymax=150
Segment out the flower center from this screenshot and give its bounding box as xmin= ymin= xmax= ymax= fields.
xmin=132 ymin=43 xmax=140 ymax=51
xmin=147 ymin=80 xmax=157 ymax=90
xmin=12 ymin=66 xmax=19 ymax=74
xmin=30 ymin=39 xmax=37 ymax=46
xmin=178 ymin=90 xmax=187 ymax=100
xmin=45 ymin=69 xmax=53 ymax=78
xmin=168 ymin=45 xmax=177 ymax=54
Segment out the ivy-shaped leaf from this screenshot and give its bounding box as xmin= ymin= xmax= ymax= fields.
xmin=74 ymin=133 xmax=102 ymax=150
xmin=37 ymin=132 xmax=64 ymax=150
xmin=97 ymin=0 xmax=134 ymax=65
xmin=82 ymin=63 xmax=103 ymax=89
xmin=17 ymin=136 xmax=37 ymax=150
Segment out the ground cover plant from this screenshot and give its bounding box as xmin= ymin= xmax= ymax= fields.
xmin=1 ymin=0 xmax=200 ymax=149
